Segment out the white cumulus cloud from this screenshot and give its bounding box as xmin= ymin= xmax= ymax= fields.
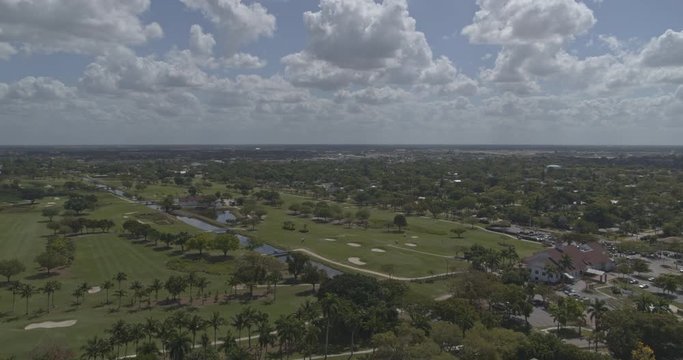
xmin=0 ymin=0 xmax=162 ymax=56
xmin=180 ymin=0 xmax=276 ymax=55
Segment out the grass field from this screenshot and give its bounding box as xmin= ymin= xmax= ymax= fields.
xmin=0 ymin=193 xmax=311 ymax=357
xmin=89 ymin=178 xmax=543 ymax=278
xmin=246 ymin=193 xmax=544 ymax=278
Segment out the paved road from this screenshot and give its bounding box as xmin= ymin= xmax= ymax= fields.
xmin=528 ymin=307 xmax=556 ymax=328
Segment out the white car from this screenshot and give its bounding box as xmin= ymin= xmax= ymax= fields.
xmin=639 ymin=284 xmax=649 ymax=289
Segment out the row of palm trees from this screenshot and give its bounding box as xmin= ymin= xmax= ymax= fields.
xmin=81 ymin=300 xmax=333 ymax=360
xmin=5 ymin=280 xmax=61 ymax=315
xmin=464 ymin=244 xmax=520 ymax=272
xmin=4 ymin=270 xmax=220 ymax=317
xmin=548 ymin=297 xmax=609 ymax=350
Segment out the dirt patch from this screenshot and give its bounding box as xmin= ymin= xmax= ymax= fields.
xmin=347 ymin=242 xmax=361 ymax=247
xmin=348 ymin=257 xmax=366 ymax=265
xmin=25 ymin=320 xmax=77 ymax=330
xmin=411 ymin=236 xmax=419 ymax=239
xmin=404 ymin=243 xmax=417 ymax=247
xmin=323 ymin=238 xmax=337 ymax=242
xmin=371 ymin=248 xmax=386 ymax=253
xmin=87 ymin=286 xmax=101 ymax=294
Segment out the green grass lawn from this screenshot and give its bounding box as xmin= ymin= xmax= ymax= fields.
xmin=88 ymin=179 xmax=543 ymax=278
xmin=245 ymin=193 xmax=543 ymax=278
xmin=0 ymin=193 xmax=311 ymax=357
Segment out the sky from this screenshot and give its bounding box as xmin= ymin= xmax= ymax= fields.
xmin=1 ymin=0 xmax=683 ymax=145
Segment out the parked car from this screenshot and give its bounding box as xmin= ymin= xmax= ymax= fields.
xmin=639 ymin=284 xmax=649 ymax=289
xmin=647 ymin=277 xmax=655 ymax=281
xmin=628 ymin=278 xmax=639 ymax=284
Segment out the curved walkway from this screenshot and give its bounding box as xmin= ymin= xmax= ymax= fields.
xmin=387 ymin=245 xmax=454 ymax=259
xmin=292 ymin=248 xmax=462 ymax=281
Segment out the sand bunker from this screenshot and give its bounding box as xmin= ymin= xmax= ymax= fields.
xmin=87 ymin=286 xmax=101 ymax=294
xmin=323 ymin=238 xmax=337 ymax=242
xmin=348 ymin=257 xmax=366 ymax=265
xmin=371 ymin=248 xmax=386 ymax=253
xmin=125 ymin=211 xmax=137 ymax=215
xmin=411 ymin=236 xmax=419 ymax=239
xmin=404 ymin=243 xmax=417 ymax=247
xmin=123 ymin=216 xmax=129 ymax=219
xmin=46 ymin=202 xmax=56 ymax=206
xmin=53 ymin=197 xmax=60 ymax=200
xmin=25 ymin=320 xmax=77 ymax=330
xmin=347 ymin=243 xmax=361 ymax=247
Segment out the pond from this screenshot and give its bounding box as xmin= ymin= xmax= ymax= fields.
xmin=216 ymin=210 xmax=237 ymax=223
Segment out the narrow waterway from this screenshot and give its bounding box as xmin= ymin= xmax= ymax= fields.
xmin=85 ymin=179 xmax=343 ymax=277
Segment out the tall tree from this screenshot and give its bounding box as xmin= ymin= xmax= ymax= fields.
xmin=213 ymin=233 xmax=239 ymax=257
xmin=41 ymin=280 xmax=61 ymax=313
xmin=101 ymin=280 xmax=114 ymax=305
xmin=286 ymin=252 xmax=310 ymax=281
xmin=587 ymin=298 xmax=609 ymax=330
xmin=20 ymin=283 xmax=35 ymax=315
xmin=208 ymin=312 xmax=225 ymax=347
xmin=0 ymin=258 xmax=25 ymax=283
xmin=114 ymin=272 xmax=128 ymax=290
xmin=393 ymin=214 xmax=407 ymax=231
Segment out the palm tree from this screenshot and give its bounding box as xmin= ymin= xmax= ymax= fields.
xmin=501 ymin=246 xmax=519 ymax=267
xmin=136 ymin=341 xmax=160 ymax=359
xmin=82 ymin=336 xmax=102 ymax=360
xmin=143 ymin=317 xmax=160 ymax=343
xmin=73 ymin=282 xmax=88 ymax=306
xmin=342 ymin=303 xmax=362 ymax=357
xmin=320 ymin=293 xmax=341 ymax=359
xmin=267 ymin=271 xmax=282 ymax=301
xmin=257 ymin=319 xmax=275 ymax=359
xmin=41 ymin=280 xmax=61 ymax=313
xmin=200 ymin=333 xmax=211 ymax=356
xmin=187 ymin=314 xmax=207 ymax=346
xmin=114 ymin=289 xmax=127 ymax=309
xmin=301 ymin=324 xmax=320 ymax=360
xmin=130 ymin=323 xmax=146 ymax=350
xmin=20 ymin=283 xmax=35 ymax=315
xmin=169 ymin=310 xmax=189 ymax=332
xmin=635 ymin=293 xmax=654 ymax=313
xmin=101 ymin=280 xmax=114 ymax=305
xmin=186 ymin=272 xmax=198 ymax=304
xmin=208 ymin=312 xmax=225 ymax=347
xmin=149 ymin=278 xmax=163 ymax=302
xmin=195 ymin=276 xmax=209 ymax=304
xmin=587 ymin=298 xmax=608 ymax=330
xmin=275 ymin=314 xmax=300 ymax=356
xmin=236 ymin=307 xmax=257 ymax=347
xmin=219 ymin=332 xmax=237 ymax=358
xmin=231 ymin=312 xmax=247 ymax=340
xmin=228 ymin=276 xmax=240 ymax=297
xmin=166 ymin=330 xmax=192 ymax=360
xmin=7 ymin=281 xmax=21 ymax=313
xmin=114 ymin=272 xmax=127 ymax=290
xmin=558 ymin=254 xmax=574 ymax=278
xmin=544 ymin=263 xmax=560 ymax=283
xmin=129 ymin=280 xmax=143 ymax=307
xmin=107 ymin=320 xmax=129 ymax=357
